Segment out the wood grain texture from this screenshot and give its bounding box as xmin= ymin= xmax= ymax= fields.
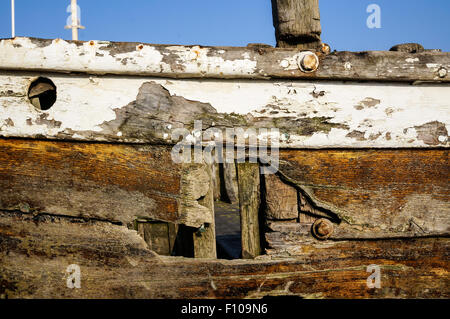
xmin=271 ymin=0 xmax=322 ymax=49
xmin=192 ymin=164 xmax=217 ymax=259
xmin=277 ymin=149 xmax=450 ymax=239
xmin=237 ymin=162 xmax=262 ymax=259
xmin=0 ymin=210 xmax=448 ymax=299
xmin=1 ymin=38 xmax=449 ymax=82
xmin=223 ymin=162 xmax=239 ymax=204
xmin=136 ymin=221 xmax=178 ymax=256
xmin=0 ymin=138 xmax=213 ymax=228
xmin=264 ymin=174 xmax=299 ymax=220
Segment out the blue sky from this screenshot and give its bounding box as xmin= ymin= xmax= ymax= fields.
xmin=0 ymin=0 xmax=449 ymax=52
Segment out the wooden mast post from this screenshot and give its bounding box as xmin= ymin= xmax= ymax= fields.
xmin=271 ymin=0 xmax=322 ymax=50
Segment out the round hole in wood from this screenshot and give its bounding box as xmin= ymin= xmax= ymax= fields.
xmin=28 ymin=77 xmax=57 ymax=111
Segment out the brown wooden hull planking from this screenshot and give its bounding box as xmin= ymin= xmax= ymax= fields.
xmin=0 ymin=138 xmax=448 ymax=298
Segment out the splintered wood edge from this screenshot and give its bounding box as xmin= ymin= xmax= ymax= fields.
xmin=0 ymin=210 xmax=448 ymax=298
xmin=0 ymin=37 xmax=449 ymax=82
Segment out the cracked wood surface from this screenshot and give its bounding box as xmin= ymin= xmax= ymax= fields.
xmin=0 ymin=138 xmax=447 ymax=239
xmin=0 ymin=37 xmax=449 ymax=82
xmin=0 ymin=210 xmax=448 ymax=299
xmin=276 ymin=149 xmax=449 ymax=239
xmin=0 ymin=138 xmax=213 ymax=228
xmin=1 ymin=73 xmax=449 ymax=148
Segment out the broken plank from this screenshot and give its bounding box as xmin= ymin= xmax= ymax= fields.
xmin=0 ymin=210 xmax=448 ymax=299
xmin=277 ymin=149 xmax=450 ymax=239
xmin=192 ymin=164 xmax=217 ymax=259
xmin=0 ymin=138 xmax=212 ymax=228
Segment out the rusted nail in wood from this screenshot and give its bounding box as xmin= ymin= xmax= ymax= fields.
xmin=321 ymin=43 xmax=331 ymax=55
xmin=312 ymin=218 xmax=334 ymax=240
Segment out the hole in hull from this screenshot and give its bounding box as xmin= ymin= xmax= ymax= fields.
xmin=28 ymin=77 xmax=57 ymax=111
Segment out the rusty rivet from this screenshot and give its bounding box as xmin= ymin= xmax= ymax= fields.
xmin=438 ymin=67 xmax=447 ymax=78
xmin=321 ymin=43 xmax=331 ymax=55
xmin=312 ymin=218 xmax=334 ymax=240
xmin=297 ymin=51 xmax=319 ymax=73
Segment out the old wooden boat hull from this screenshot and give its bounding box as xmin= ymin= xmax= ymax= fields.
xmin=0 ymin=38 xmax=448 ymax=298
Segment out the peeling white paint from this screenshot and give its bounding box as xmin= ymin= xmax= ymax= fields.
xmin=279 ymin=52 xmax=305 ymax=71
xmin=0 ymin=72 xmax=449 ymax=148
xmin=0 ymin=37 xmax=258 ymax=78
xmin=426 ymin=63 xmax=439 ymax=69
xmin=280 ymin=59 xmax=290 ymax=68
xmin=2 ymin=38 xmax=450 ymax=84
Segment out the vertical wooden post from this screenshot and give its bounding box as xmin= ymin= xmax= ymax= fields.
xmin=237 ymin=162 xmax=262 ymax=259
xmin=192 ymin=164 xmax=217 ymax=259
xmin=271 ymin=0 xmax=322 ymax=50
xmin=223 ymin=162 xmax=239 ymax=204
xmin=212 ymin=164 xmax=221 ymax=201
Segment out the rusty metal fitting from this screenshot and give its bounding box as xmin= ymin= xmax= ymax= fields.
xmin=321 ymin=43 xmax=331 ymax=55
xmin=297 ymin=51 xmax=319 ymax=73
xmin=312 ymin=218 xmax=334 ymax=240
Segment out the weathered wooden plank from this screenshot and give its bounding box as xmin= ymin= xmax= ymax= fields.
xmin=271 ymin=0 xmax=322 ymax=50
xmin=0 ymin=138 xmax=213 ymax=228
xmin=1 ymin=139 xmax=447 ymax=240
xmin=264 ymin=174 xmax=299 ymax=220
xmin=237 ymin=162 xmax=262 ymax=259
xmin=211 ymin=164 xmax=221 ymax=201
xmin=192 ymin=164 xmax=217 ymax=259
xmin=277 ymin=149 xmax=450 ymax=239
xmin=223 ymin=162 xmax=239 ymax=204
xmin=1 ymin=73 xmax=448 ymax=148
xmin=0 ymin=211 xmax=448 ymax=298
xmin=1 ymin=38 xmax=449 ymax=82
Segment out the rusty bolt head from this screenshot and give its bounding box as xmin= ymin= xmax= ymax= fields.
xmin=297 ymin=52 xmax=319 ymax=73
xmin=321 ymin=43 xmax=331 ymax=55
xmin=312 ymin=218 xmax=334 ymax=240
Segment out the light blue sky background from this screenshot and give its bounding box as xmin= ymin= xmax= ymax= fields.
xmin=0 ymin=0 xmax=449 ymax=51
